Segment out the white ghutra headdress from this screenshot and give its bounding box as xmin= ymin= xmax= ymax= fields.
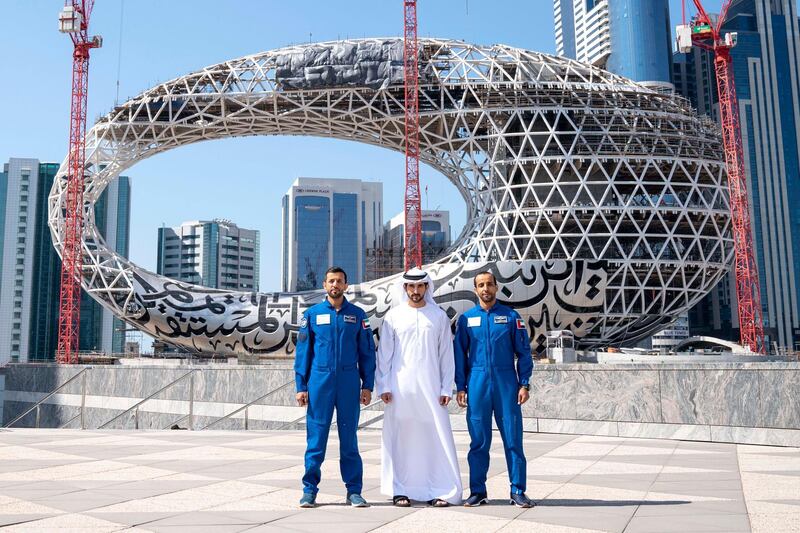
xmin=392 ymin=268 xmax=437 ymax=307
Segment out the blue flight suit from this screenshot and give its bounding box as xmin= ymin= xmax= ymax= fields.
xmin=294 ymin=297 xmax=376 ymax=496
xmin=454 ymin=303 xmax=533 ymax=495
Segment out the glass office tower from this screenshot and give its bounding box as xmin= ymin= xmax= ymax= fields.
xmin=554 ymin=0 xmax=673 ymax=90
xmin=281 ymin=177 xmax=382 ymax=291
xmin=0 ymin=158 xmax=131 ymax=362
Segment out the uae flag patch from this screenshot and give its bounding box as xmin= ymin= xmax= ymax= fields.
xmin=516 ymin=318 xmax=526 ymax=330
xmin=362 ymin=318 xmax=371 ymax=330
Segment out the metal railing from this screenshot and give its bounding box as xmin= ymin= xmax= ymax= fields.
xmin=277 ymin=397 xmax=384 ymax=431
xmin=3 ymin=369 xmax=390 ymax=432
xmin=200 ymin=379 xmax=295 ymax=431
xmin=3 ymin=368 xmax=89 ymax=429
xmin=97 ymin=369 xmax=198 ymax=430
xmin=357 ymin=402 xmax=385 ymax=430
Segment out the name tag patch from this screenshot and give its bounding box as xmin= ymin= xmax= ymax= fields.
xmin=494 ymin=315 xmax=508 ymax=324
xmin=467 ymin=316 xmax=481 ymax=328
xmin=343 ymin=315 xmax=357 ymax=324
xmin=316 ymin=314 xmax=331 ymax=325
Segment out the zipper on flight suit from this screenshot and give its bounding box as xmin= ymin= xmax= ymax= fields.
xmin=485 ymin=307 xmax=494 ymax=385
xmin=334 ymin=306 xmax=340 ymax=373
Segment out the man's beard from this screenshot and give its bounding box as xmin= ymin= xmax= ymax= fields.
xmin=409 ymin=293 xmax=424 ymax=303
xmin=327 ymin=288 xmax=343 ymax=299
xmin=479 ymin=293 xmax=494 ymax=303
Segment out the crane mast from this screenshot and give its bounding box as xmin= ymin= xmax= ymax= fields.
xmin=676 ymin=0 xmax=765 ymax=353
xmin=403 ymin=0 xmax=423 ymax=270
xmin=56 ymin=1 xmax=102 ymax=363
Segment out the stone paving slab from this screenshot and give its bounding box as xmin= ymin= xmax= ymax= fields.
xmin=0 ymin=429 xmax=798 ymax=532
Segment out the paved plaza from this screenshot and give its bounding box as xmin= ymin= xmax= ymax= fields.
xmin=0 ymin=429 xmax=798 ymax=532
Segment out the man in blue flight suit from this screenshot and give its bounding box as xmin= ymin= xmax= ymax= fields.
xmin=454 ymin=271 xmax=535 ymax=508
xmin=294 ymin=266 xmax=376 ymax=508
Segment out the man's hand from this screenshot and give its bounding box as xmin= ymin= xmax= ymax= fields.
xmin=517 ymin=387 xmax=530 ymax=405
xmin=380 ymin=392 xmax=393 ymax=404
xmin=439 ymin=395 xmax=451 ymax=407
xmin=296 ymin=392 xmax=308 ymax=407
xmin=360 ymin=389 xmax=372 ymax=406
xmin=456 ymin=391 xmax=467 ymax=408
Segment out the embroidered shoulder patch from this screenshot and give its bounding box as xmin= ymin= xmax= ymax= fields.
xmin=362 ymin=318 xmax=371 ymax=329
xmin=516 ymin=318 xmax=526 ymax=330
xmin=300 ymin=316 xmax=307 ymax=328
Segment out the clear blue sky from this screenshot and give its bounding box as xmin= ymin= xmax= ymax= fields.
xmin=1 ymin=0 xmax=719 ymax=290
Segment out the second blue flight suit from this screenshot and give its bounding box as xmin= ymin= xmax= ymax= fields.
xmin=454 ymin=303 xmax=533 ymax=496
xmin=294 ymin=297 xmax=376 ymax=496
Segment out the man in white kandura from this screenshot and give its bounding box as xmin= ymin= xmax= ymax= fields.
xmin=376 ymin=268 xmax=463 ymax=507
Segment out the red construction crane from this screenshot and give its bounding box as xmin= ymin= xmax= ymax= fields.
xmin=56 ymin=1 xmax=102 ymax=364
xmin=403 ymin=0 xmax=423 ymax=269
xmin=677 ymin=0 xmax=765 ymax=353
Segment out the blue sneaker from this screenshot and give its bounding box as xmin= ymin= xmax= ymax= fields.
xmin=299 ymin=493 xmax=316 ymax=508
xmin=347 ymin=493 xmax=369 ymax=507
xmin=509 ymin=492 xmax=535 ymax=508
xmin=464 ymin=493 xmax=488 ymax=507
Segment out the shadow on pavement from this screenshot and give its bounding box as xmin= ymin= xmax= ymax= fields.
xmin=531 ymin=499 xmax=691 ymax=507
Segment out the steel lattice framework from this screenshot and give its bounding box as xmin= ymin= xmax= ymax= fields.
xmin=48 ymin=38 xmax=732 ymax=348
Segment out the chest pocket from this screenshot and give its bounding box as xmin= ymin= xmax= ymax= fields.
xmin=339 ymin=314 xmax=360 ymax=366
xmin=490 ymin=317 xmax=510 ymax=340
xmin=467 ymin=318 xmax=488 ymax=368
xmin=490 ymin=318 xmax=515 ymax=369
xmin=312 ymin=316 xmax=335 ymax=368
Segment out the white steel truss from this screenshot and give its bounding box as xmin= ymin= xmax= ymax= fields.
xmin=48 ymin=38 xmax=731 ymax=349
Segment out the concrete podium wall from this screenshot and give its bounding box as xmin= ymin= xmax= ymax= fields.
xmin=1 ymin=362 xmax=799 ymax=446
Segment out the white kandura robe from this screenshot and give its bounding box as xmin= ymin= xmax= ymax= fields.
xmin=376 ymin=303 xmax=463 ymax=504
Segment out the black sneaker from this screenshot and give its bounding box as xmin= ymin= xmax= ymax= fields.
xmin=509 ymin=492 xmax=535 ymax=508
xmin=464 ymin=493 xmax=488 ymax=507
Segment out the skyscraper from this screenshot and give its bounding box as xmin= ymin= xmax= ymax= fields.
xmin=368 ymin=210 xmax=451 ymax=279
xmin=651 ymin=313 xmax=690 ymax=353
xmin=80 ymin=177 xmax=131 ymax=354
xmin=554 ymin=0 xmax=674 ymax=90
xmin=157 ymin=219 xmax=260 ymax=291
xmin=672 ymin=47 xmax=718 ymax=120
xmin=0 ymin=157 xmax=131 ymax=363
xmin=282 ymin=178 xmax=382 ymax=291
xmin=677 ymin=0 xmax=800 ymax=349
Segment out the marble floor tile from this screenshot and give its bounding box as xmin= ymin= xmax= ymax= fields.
xmin=623 ymin=513 xmax=751 ymax=532
xmin=632 ymin=499 xmax=749 ymax=517
xmin=0 ymin=514 xmax=59 ymax=527
xmin=138 ymin=524 xmax=255 ymax=533
xmin=648 ymin=479 xmax=744 ymax=492
xmin=0 ymin=429 xmax=797 ymax=532
xmin=1 ymin=512 xmax=128 ymax=533
xmin=514 ymin=507 xmax=633 ymax=532
xmin=748 ymin=512 xmax=800 ymax=533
